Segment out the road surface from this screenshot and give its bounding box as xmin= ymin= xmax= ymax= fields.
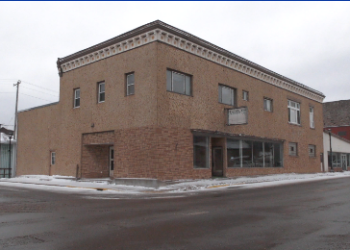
xmin=0 ymin=177 xmax=350 ymax=249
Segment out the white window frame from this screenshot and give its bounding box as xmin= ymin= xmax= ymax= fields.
xmin=98 ymin=82 xmax=105 ymax=103
xmin=309 ymin=106 xmax=315 ymax=128
xmin=289 ymin=142 xmax=298 ymax=156
xmin=166 ymin=70 xmax=192 ymax=96
xmin=218 ymin=85 xmax=235 ymax=106
xmin=126 ymin=73 xmax=134 ymax=96
xmin=51 ymin=152 xmax=56 ymax=165
xmin=308 ymin=145 xmax=316 ymax=157
xmin=288 ymin=100 xmax=301 ymax=125
xmin=74 ymin=88 xmax=80 ymax=108
xmin=264 ymin=98 xmax=273 ymax=112
xmin=242 ymin=90 xmax=249 ymax=101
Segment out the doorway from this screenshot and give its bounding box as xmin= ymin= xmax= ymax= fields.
xmin=212 ymin=147 xmax=223 ymax=177
xmin=109 ymin=146 xmax=114 ymax=177
xmin=341 ymin=154 xmax=347 ymax=171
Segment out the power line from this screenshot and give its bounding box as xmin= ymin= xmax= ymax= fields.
xmin=22 ymin=81 xmax=58 ymax=93
xmin=20 ymin=92 xmax=56 ymax=102
xmin=21 ymin=85 xmax=59 ymax=97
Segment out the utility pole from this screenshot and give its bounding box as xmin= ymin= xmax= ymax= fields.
xmin=0 ymin=124 xmax=2 ymax=170
xmin=13 ymin=80 xmax=21 ymax=139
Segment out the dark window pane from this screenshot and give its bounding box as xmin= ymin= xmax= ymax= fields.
xmin=242 ymin=140 xmax=253 ymax=167
xmin=128 ymin=85 xmax=134 ymax=95
xmin=173 ymin=72 xmax=185 ymax=94
xmin=227 ymin=139 xmax=241 ymax=168
xmin=127 ymin=74 xmax=134 ymax=85
xmin=75 ymin=98 xmax=80 ymax=107
xmin=274 ymin=143 xmax=282 ymax=167
xmin=185 ymin=76 xmax=191 ymax=95
xmin=253 ymin=141 xmax=264 ymax=167
xmin=193 ymin=136 xmax=208 ymax=168
xmin=99 ymin=92 xmax=105 ymax=102
xmin=221 ymin=86 xmax=234 ymax=105
xmin=264 ymin=142 xmax=274 ymax=167
xmin=166 ymin=70 xmax=172 ymax=91
xmin=100 ymin=83 xmax=105 ymax=92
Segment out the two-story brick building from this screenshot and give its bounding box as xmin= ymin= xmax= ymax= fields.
xmin=17 ymin=20 xmax=325 ymax=180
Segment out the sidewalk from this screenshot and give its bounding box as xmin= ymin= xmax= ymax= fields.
xmin=1 ymin=172 xmax=350 ymax=194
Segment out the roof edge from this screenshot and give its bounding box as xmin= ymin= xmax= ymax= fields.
xmin=57 ymin=20 xmax=325 ymax=99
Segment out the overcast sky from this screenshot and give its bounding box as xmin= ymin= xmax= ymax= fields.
xmin=1 ymin=2 xmax=350 ymax=130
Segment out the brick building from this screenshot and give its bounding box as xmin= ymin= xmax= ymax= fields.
xmin=17 ymin=20 xmax=325 ymax=180
xmin=323 ymin=100 xmax=350 ymax=141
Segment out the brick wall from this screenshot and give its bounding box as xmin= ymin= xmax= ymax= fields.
xmin=17 ymin=41 xmax=324 ymax=180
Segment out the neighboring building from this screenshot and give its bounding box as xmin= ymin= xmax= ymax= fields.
xmin=323 ymin=131 xmax=350 ymax=172
xmin=17 ymin=20 xmax=325 ymax=180
xmin=0 ymin=129 xmax=16 ymax=178
xmin=323 ymin=100 xmax=350 ymax=141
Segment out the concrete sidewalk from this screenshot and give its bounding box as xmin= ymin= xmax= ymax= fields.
xmin=1 ymin=172 xmax=350 ymax=194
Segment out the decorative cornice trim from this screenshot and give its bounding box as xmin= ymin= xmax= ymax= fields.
xmin=57 ymin=20 xmax=325 ymax=103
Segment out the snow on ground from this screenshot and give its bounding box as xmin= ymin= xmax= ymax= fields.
xmin=0 ymin=172 xmax=350 ymax=194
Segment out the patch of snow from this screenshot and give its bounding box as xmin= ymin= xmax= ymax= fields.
xmin=1 ymin=172 xmax=350 ymax=195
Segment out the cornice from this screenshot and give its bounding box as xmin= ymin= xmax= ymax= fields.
xmin=57 ymin=20 xmax=325 ymax=103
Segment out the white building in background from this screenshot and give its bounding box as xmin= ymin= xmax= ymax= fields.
xmin=0 ymin=132 xmax=16 ymax=178
xmin=323 ymin=132 xmax=350 ymax=172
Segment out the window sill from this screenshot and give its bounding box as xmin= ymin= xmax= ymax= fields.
xmin=193 ymin=167 xmax=210 ymax=169
xmin=288 ymin=122 xmax=301 ymax=127
xmin=98 ymin=101 xmax=105 ymax=104
xmin=167 ymin=90 xmax=192 ymax=97
xmin=218 ymin=101 xmax=235 ymax=107
xmin=73 ymin=107 xmax=80 ymax=109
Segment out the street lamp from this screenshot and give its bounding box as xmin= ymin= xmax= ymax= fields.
xmin=328 ymin=129 xmax=334 ymax=172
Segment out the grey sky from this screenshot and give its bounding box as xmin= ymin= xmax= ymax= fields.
xmin=1 ymin=2 xmax=350 ymax=129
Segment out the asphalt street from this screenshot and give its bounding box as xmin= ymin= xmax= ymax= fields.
xmin=0 ymin=177 xmax=350 ymax=250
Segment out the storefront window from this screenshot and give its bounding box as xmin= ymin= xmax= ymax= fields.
xmin=193 ymin=136 xmax=209 ymax=168
xmin=242 ymin=141 xmax=253 ymax=167
xmin=227 ymin=139 xmax=241 ymax=168
xmin=264 ymin=142 xmax=274 ymax=167
xmin=253 ymin=142 xmax=264 ymax=167
xmin=227 ymin=139 xmax=283 ymax=168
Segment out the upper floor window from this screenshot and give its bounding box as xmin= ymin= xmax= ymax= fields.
xmin=218 ymin=85 xmax=235 ymax=106
xmin=288 ymin=100 xmax=300 ymax=125
xmin=166 ymin=70 xmax=191 ymax=96
xmin=98 ymin=82 xmax=105 ymax=103
xmin=74 ymin=88 xmax=80 ymax=108
xmin=309 ymin=107 xmax=314 ymax=128
xmin=289 ymin=142 xmax=298 ymax=156
xmin=126 ymin=73 xmax=134 ymax=96
xmin=242 ymin=90 xmax=249 ymax=101
xmin=308 ymin=145 xmax=316 ymax=157
xmin=51 ymin=152 xmax=56 ymax=165
xmin=264 ymin=98 xmax=273 ymax=112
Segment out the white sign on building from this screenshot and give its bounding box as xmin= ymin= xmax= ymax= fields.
xmin=227 ymin=107 xmax=248 ymax=125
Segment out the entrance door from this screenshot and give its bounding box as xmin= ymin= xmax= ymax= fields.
xmin=341 ymin=154 xmax=347 ymax=171
xmin=212 ymin=147 xmax=223 ymax=177
xmin=109 ymin=147 xmax=114 ymax=177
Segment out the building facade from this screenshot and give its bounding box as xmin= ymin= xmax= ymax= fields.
xmin=17 ymin=21 xmax=325 ymax=180
xmin=0 ymin=130 xmax=16 ymax=178
xmin=323 ymin=131 xmax=350 ymax=172
xmin=323 ymin=100 xmax=350 ymax=141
